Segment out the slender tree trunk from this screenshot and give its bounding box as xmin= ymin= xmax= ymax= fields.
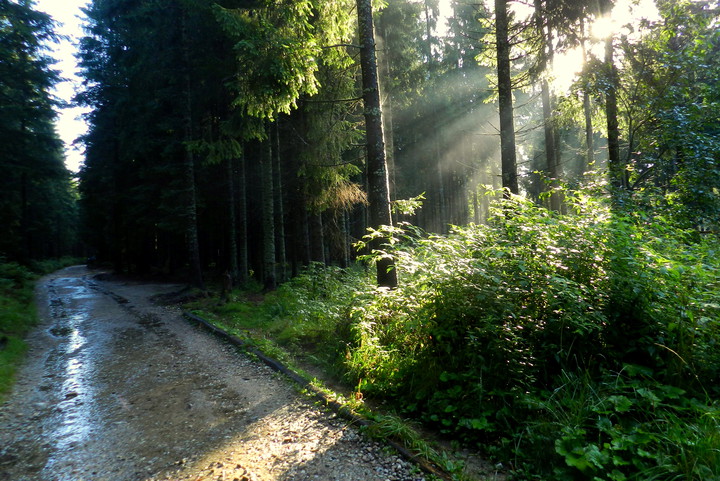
xmin=111 ymin=140 xmax=125 ymax=272
xmin=226 ymin=156 xmax=239 ymax=282
xmin=342 ymin=210 xmax=351 ymax=268
xmin=20 ymin=170 xmax=31 ymax=262
xmin=535 ymin=0 xmax=560 ymax=210
xmin=356 ymin=0 xmax=397 ymax=288
xmin=310 ymin=212 xmax=325 ymax=264
xmin=273 ymin=122 xmax=287 ymax=282
xmin=473 ymin=189 xmax=480 ymax=224
xmin=495 ymin=0 xmax=519 ymax=195
xmin=180 ymin=11 xmax=204 ymax=289
xmin=581 ymin=21 xmax=594 ymax=171
xmin=605 ymin=36 xmax=625 ymax=190
xmin=423 ymin=0 xmax=435 ymax=71
xmin=261 ymin=135 xmax=276 ymax=290
xmin=301 ymin=208 xmax=311 ymax=266
xmin=435 ymin=136 xmax=447 ymax=232
xmin=423 ymin=0 xmax=447 ymax=231
xmin=377 ymin=24 xmax=396 ymax=196
xmin=237 ymin=152 xmax=248 ymax=284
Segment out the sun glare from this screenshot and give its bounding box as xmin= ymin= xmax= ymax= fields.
xmin=550 ymin=48 xmax=585 ymax=93
xmin=438 ymin=0 xmax=661 ymax=93
xmin=551 ymin=0 xmax=660 ymax=92
xmin=591 ymin=16 xmax=616 ymax=40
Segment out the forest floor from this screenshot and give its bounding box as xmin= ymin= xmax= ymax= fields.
xmin=0 ymin=266 xmax=426 ymax=481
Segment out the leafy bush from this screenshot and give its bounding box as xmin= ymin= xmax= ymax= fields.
xmin=343 ymin=192 xmax=720 ymax=478
xmin=524 ymin=367 xmax=720 ymax=480
xmin=199 ymin=189 xmax=720 ymax=479
xmin=201 ymin=263 xmax=376 ymax=368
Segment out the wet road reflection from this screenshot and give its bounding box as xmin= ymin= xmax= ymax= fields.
xmin=0 ymin=266 xmax=185 ymax=481
xmin=0 ymin=266 xmax=428 ymax=481
xmin=42 ymin=275 xmax=102 ymax=478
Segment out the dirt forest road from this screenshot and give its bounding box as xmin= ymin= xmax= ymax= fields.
xmin=0 ymin=266 xmax=426 ymax=481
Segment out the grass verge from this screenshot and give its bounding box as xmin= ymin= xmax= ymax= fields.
xmin=0 ymin=257 xmax=83 ymax=399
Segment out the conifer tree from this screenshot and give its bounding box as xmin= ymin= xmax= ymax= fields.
xmin=0 ymin=0 xmax=77 ymax=261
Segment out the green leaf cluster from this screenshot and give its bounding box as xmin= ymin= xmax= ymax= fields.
xmin=214 ymin=0 xmax=355 ymax=120
xmin=278 ymin=188 xmax=720 ymax=478
xmin=196 ymin=185 xmax=720 ymax=478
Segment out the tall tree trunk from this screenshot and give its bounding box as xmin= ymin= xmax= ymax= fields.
xmin=309 ymin=212 xmax=325 ymax=264
xmin=435 ymin=136 xmax=447 ymax=232
xmin=473 ymin=189 xmax=480 ymax=224
xmin=581 ymin=21 xmax=594 ymax=171
xmin=342 ymin=210 xmax=351 ymax=268
xmin=495 ymin=0 xmax=519 ymax=195
xmin=273 ymin=122 xmax=287 ymax=282
xmin=180 ymin=11 xmax=204 ymax=289
xmin=423 ymin=0 xmax=447 ymax=231
xmin=377 ymin=24 xmax=396 ymax=196
xmin=20 ymin=171 xmax=30 ymax=262
xmin=301 ymin=208 xmax=311 ymax=266
xmin=227 ymin=156 xmax=239 ymax=282
xmin=237 ymin=152 xmax=248 ymax=284
xmin=356 ymin=0 xmax=397 ymax=288
xmin=261 ymin=135 xmax=276 ymax=290
xmin=605 ymin=36 xmax=625 ymax=190
xmin=535 ymin=0 xmax=560 ymax=210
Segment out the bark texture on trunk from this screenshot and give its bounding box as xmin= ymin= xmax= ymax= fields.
xmin=357 ymin=0 xmax=397 ymax=288
xmin=495 ymin=0 xmax=519 ymax=195
xmin=605 ymin=37 xmax=626 ymax=190
xmin=262 ymin=137 xmax=276 ymax=290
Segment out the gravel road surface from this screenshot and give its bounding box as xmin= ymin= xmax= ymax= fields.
xmin=0 ymin=266 xmax=427 ymax=481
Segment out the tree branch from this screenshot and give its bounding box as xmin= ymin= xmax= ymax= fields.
xmin=301 ymin=97 xmax=363 ymax=104
xmin=322 ymin=43 xmax=361 ymax=50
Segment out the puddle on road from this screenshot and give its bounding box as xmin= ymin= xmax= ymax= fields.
xmin=4 ymin=268 xmax=252 ymax=481
xmin=42 ymin=277 xmax=102 ymax=477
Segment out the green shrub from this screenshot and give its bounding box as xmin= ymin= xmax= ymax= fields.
xmin=200 ymin=188 xmax=720 ymax=479
xmin=522 ymin=368 xmax=720 ymax=480
xmin=343 ymin=192 xmax=720 ymax=477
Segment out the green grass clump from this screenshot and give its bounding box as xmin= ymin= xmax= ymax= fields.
xmin=0 ymin=257 xmax=82 ymax=399
xmin=0 ymin=261 xmax=37 ymax=398
xmin=190 ymin=263 xmax=375 ymax=370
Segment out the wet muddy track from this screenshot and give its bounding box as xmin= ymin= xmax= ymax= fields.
xmin=0 ymin=266 xmax=427 ymax=481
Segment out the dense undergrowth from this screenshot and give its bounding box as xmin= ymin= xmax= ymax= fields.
xmin=190 ymin=190 xmax=720 ymax=480
xmin=0 ymin=257 xmax=81 ymax=397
